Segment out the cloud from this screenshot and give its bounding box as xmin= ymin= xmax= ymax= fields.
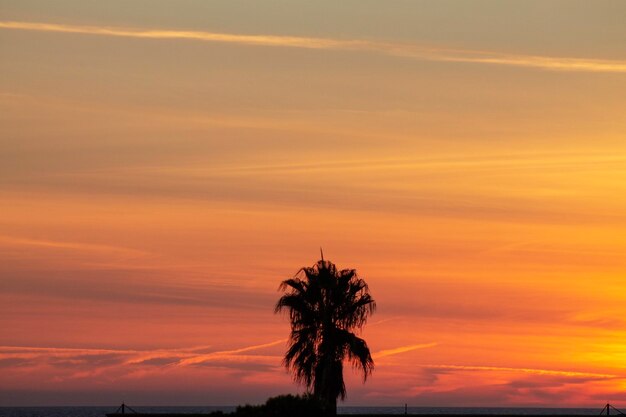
xmin=134 ymin=357 xmax=182 ymax=366
xmin=6 ymin=149 xmax=626 ymax=227
xmin=0 ymin=340 xmax=285 ymax=374
xmin=0 ymin=235 xmax=148 ymax=257
xmin=0 ymin=357 xmax=35 ymax=367
xmin=422 ymin=364 xmax=619 ymax=379
xmin=1 ymin=267 xmax=277 ymax=309
xmin=2 ymin=343 xmax=622 ymax=406
xmin=395 ymin=365 xmax=622 ymax=407
xmin=177 ymin=339 xmax=286 ymax=366
xmin=374 ymin=343 xmax=437 ymax=359
xmin=2 ymin=21 xmax=626 ymax=73
xmin=507 ymin=375 xmax=603 ymax=389
xmin=0 ymin=342 xmax=282 ymax=392
xmin=0 ymin=340 xmax=439 ymax=377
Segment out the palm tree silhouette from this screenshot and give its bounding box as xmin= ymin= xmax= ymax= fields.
xmin=275 ymin=251 xmax=376 ymax=414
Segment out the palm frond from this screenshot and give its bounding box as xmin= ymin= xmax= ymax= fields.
xmin=275 ymin=256 xmax=376 ymax=410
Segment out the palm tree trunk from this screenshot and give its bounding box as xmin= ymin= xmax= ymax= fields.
xmin=327 ymin=396 xmax=337 ymax=416
xmin=314 ymin=353 xmax=340 ymax=415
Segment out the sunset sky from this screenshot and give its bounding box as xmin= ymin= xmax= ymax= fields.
xmin=2 ymin=0 xmax=626 ymax=407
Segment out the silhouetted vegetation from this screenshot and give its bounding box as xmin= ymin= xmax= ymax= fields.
xmin=275 ymin=255 xmax=376 ymax=415
xmin=234 ymin=394 xmax=325 ymax=417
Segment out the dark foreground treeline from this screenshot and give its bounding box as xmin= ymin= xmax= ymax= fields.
xmin=105 ymin=395 xmax=603 ymax=417
xmin=107 ymin=395 xmax=326 ymax=417
xmin=232 ymin=394 xmax=325 ymax=417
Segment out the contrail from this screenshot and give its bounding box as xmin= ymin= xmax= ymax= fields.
xmin=374 ymin=342 xmax=437 ymax=359
xmin=0 ymin=341 xmax=285 ymax=367
xmin=423 ymin=364 xmax=619 ymax=379
xmin=2 ymin=21 xmax=626 ymax=73
xmin=177 ymin=339 xmax=286 ymax=366
xmin=0 ymin=235 xmax=148 ymax=256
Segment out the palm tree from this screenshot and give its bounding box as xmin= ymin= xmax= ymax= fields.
xmin=275 ymin=252 xmax=376 ymax=415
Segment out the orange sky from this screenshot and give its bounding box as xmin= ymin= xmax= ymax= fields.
xmin=2 ymin=0 xmax=626 ymax=407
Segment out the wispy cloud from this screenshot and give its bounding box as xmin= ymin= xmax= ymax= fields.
xmin=369 ymin=316 xmax=403 ymax=327
xmin=2 ymin=21 xmax=626 ymax=73
xmin=3 ymin=340 xmax=436 ymax=373
xmin=176 ymin=339 xmax=286 ymax=366
xmin=374 ymin=342 xmax=437 ymax=359
xmin=0 ymin=344 xmax=211 ymax=362
xmin=0 ymin=345 xmax=174 ymax=359
xmin=0 ymin=235 xmax=147 ymax=257
xmin=0 ymin=340 xmax=284 ymax=373
xmin=422 ymin=364 xmax=619 ymax=379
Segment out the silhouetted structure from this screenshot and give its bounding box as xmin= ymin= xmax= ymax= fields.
xmin=600 ymin=403 xmax=625 ymax=416
xmin=112 ymin=403 xmax=137 ymax=415
xmin=104 ymin=402 xmax=620 ymax=417
xmin=275 ymin=253 xmax=376 ymax=415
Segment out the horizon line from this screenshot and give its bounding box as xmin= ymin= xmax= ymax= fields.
xmin=0 ymin=404 xmax=614 ymax=409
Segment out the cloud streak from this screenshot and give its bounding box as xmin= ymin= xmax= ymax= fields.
xmin=2 ymin=21 xmax=626 ymax=73
xmin=374 ymin=342 xmax=437 ymax=359
xmin=176 ymin=339 xmax=286 ymax=366
xmin=422 ymin=364 xmax=619 ymax=379
xmin=1 ymin=340 xmax=436 ymax=372
xmin=0 ymin=235 xmax=148 ymax=257
xmin=0 ymin=340 xmax=285 ymax=372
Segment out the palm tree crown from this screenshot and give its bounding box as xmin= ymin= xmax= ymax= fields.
xmin=275 ymin=256 xmax=376 ymax=414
